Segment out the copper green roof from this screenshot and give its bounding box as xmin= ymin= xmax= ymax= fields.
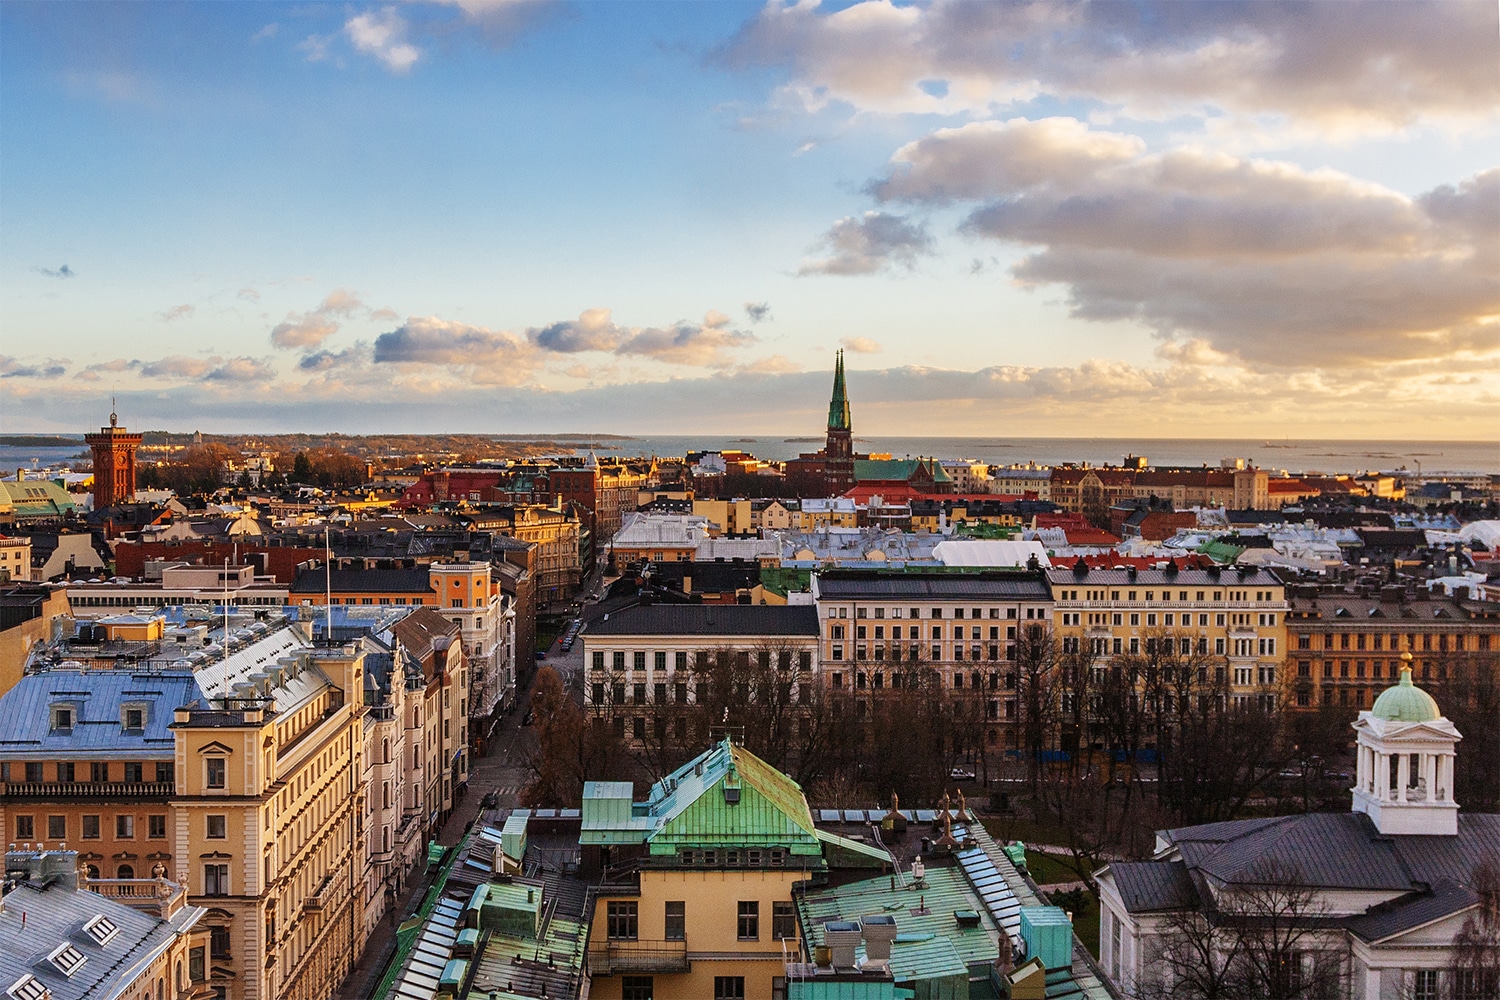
xmin=1372 ymin=666 xmax=1442 ymax=722
xmin=828 ymin=349 xmax=852 ymax=432
xmin=0 ymin=479 xmax=78 ymax=519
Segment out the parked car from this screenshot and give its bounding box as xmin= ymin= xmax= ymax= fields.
xmin=949 ymin=767 xmax=976 ymax=781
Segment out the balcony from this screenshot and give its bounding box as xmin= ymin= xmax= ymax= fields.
xmin=302 ymin=868 xmax=347 ymax=913
xmin=88 ymin=877 xmax=189 ymax=919
xmin=0 ymin=781 xmax=174 ymax=800
xmin=586 ymin=939 xmax=689 ymax=976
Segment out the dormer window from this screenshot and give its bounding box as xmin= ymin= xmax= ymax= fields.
xmin=121 ymin=703 xmax=147 ymax=732
xmin=47 ymin=944 xmax=87 ymax=977
xmin=50 ymin=706 xmax=73 ymax=732
xmin=83 ymin=914 xmax=120 ymax=946
xmin=6 ymin=974 xmax=48 ymax=1000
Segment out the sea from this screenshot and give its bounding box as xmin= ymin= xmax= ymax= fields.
xmin=2 ymin=437 xmax=1495 ymax=477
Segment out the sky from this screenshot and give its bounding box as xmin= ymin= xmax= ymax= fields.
xmin=1 ymin=0 xmax=1497 ymax=439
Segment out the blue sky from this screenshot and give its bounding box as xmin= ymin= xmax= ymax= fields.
xmin=2 ymin=1 xmax=1496 ymax=438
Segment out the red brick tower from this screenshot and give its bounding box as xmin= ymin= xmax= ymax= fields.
xmin=85 ymin=404 xmax=143 ymax=508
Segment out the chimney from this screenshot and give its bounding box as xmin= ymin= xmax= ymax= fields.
xmin=825 ymin=921 xmax=862 ymax=969
xmin=861 ymin=914 xmax=897 ymax=967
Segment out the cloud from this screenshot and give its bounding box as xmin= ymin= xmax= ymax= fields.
xmin=251 ymin=23 xmax=279 ymax=42
xmin=298 ymin=345 xmax=372 ymax=371
xmin=740 ymin=354 xmax=800 ymax=374
xmin=432 ymin=0 xmax=554 ymax=47
xmin=158 ymin=304 xmax=195 ymax=322
xmin=36 ymin=265 xmax=76 ymax=279
xmin=77 ymin=359 xmax=140 ymax=382
xmin=345 ymin=7 xmax=421 ymax=73
xmin=0 ymin=356 xmax=67 ymax=379
xmin=720 ymin=0 xmax=1500 ymax=133
xmin=269 ymin=288 xmax=367 ymax=349
xmin=799 ymin=211 xmax=931 ymax=276
xmin=136 ymin=355 xmax=276 ymax=383
xmin=861 ymin=114 xmax=1498 ymax=368
xmin=870 ymin=118 xmax=1143 ymax=203
xmin=237 ymin=288 xmax=261 ymax=302
xmin=373 ymin=316 xmax=539 ymax=385
xmin=745 ymin=301 xmax=772 ymax=323
xmin=298 ymin=33 xmax=334 ymax=63
xmin=840 ymin=336 xmax=881 ymax=354
xmin=527 ymin=308 xmax=756 ymax=366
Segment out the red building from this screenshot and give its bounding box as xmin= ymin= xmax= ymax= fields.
xmin=84 ymin=409 xmax=142 ymax=509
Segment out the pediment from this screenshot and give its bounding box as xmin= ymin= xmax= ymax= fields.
xmin=197 ymin=741 xmax=235 ymax=755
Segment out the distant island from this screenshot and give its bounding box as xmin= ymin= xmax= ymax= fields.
xmin=0 ymin=435 xmax=84 ymax=447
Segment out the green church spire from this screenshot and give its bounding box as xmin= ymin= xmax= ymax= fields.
xmin=827 ymin=349 xmax=851 ymax=431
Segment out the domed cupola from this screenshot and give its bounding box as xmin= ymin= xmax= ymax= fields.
xmin=1351 ymin=653 xmax=1462 ymax=836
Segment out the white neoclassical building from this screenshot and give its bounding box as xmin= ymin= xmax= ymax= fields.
xmin=1097 ymin=655 xmax=1496 ymax=1000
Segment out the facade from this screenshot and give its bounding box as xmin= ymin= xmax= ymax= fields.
xmin=0 ymin=848 xmax=207 ymax=1000
xmin=85 ymin=410 xmax=144 ymax=509
xmin=0 ymin=582 xmax=69 ymax=696
xmin=582 ymin=605 xmax=820 ymax=737
xmin=1284 ymin=589 xmax=1500 ymax=710
xmin=1096 ymin=667 xmax=1496 ymax=1000
xmin=0 ymin=614 xmax=376 ymax=1000
xmin=1048 ymin=565 xmax=1289 ymax=707
xmin=464 ymin=505 xmax=583 ymax=604
xmin=810 ymin=569 xmax=1054 ymax=741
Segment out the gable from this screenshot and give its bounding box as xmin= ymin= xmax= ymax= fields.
xmin=651 ymin=771 xmax=819 ymax=854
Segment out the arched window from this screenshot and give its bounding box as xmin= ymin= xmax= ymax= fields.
xmin=382 ymin=739 xmax=390 ymax=764
xmin=118 ymin=864 xmax=135 ymax=879
xmin=86 ymin=864 xmax=100 ymax=879
xmin=176 ymin=961 xmax=184 ymax=991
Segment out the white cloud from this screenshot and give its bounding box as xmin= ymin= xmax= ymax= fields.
xmin=269 ymin=289 xmax=369 ymax=350
xmin=345 ymin=7 xmax=421 ymax=73
xmin=158 ymin=304 xmax=195 ymax=322
xmin=840 ymin=336 xmax=881 ymax=354
xmin=721 ymin=0 xmax=1500 ymax=134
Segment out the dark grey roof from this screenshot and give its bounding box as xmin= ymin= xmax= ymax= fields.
xmin=1045 ymin=566 xmax=1283 ymax=587
xmin=1108 ymin=861 xmax=1198 ymax=913
xmin=816 ymin=571 xmax=1051 ymax=600
xmin=0 ymin=872 xmax=203 ymax=1000
xmin=583 ymin=604 xmax=819 ymax=637
xmin=1348 ymin=880 xmax=1480 ymax=942
xmin=290 ymin=566 xmax=430 ymax=593
xmin=1161 ymin=812 xmax=1500 ymax=895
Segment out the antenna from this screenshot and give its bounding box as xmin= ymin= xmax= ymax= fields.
xmin=325 ymin=525 xmax=333 ymax=645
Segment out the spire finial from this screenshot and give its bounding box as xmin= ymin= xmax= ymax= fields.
xmin=110 ymin=396 xmax=118 ymax=428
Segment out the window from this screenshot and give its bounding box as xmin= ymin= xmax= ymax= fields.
xmin=156 ymin=762 xmax=175 ymax=783
xmin=116 ymin=814 xmax=135 ymax=838
xmin=83 ymin=915 xmax=119 ymax=946
xmin=48 ymin=944 xmax=88 ymax=977
xmin=122 ymin=706 xmax=146 ymax=731
xmin=664 ymin=901 xmax=685 ymax=940
xmin=7 ymin=975 xmax=47 ymax=1000
xmin=24 ymin=762 xmax=42 ymax=782
xmin=149 ymin=814 xmax=167 ymax=839
xmin=47 ymin=815 xmax=65 ymax=840
xmin=204 ymin=864 xmax=229 ymax=896
xmin=51 ymin=706 xmax=73 ymax=731
xmin=592 ymin=651 xmax=605 ymax=669
xmin=714 ymin=977 xmax=746 ymax=1000
xmin=83 ymin=814 xmax=100 ymax=839
xmin=210 ymin=926 xmax=231 ymax=959
xmin=91 ymin=762 xmax=109 ymax=782
xmin=633 ymin=651 xmax=647 ymax=671
xmin=124 ymin=762 xmax=143 ymax=783
xmin=206 ymin=815 xmax=227 ymax=839
xmin=206 ymin=757 xmax=226 ymax=789
xmin=772 ymin=901 xmax=796 ymax=940
xmin=189 ymin=946 xmax=206 ymax=982
xmin=737 ymin=901 xmax=759 ymax=940
xmin=591 ymin=683 xmax=605 ymax=705
xmin=1413 ymin=969 xmax=1439 ymax=1000
xmin=606 ymin=901 xmax=638 ymax=940
xmin=622 ymin=978 xmax=655 ymax=1000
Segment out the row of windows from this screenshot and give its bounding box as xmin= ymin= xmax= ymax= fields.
xmin=831 ymin=624 xmax=1022 ymax=640
xmin=13 ymin=812 xmax=178 ymax=839
xmin=825 ymin=605 xmax=1041 ymax=620
xmin=604 ymin=900 xmax=795 ymax=942
xmin=2 ymin=761 xmax=174 ymax=783
xmin=1068 ymin=612 xmax=1274 ymax=628
xmin=622 ymin=976 xmax=751 ymax=1000
xmin=1297 ymin=632 xmax=1490 ymax=652
xmin=1057 ymin=588 xmax=1278 ymax=604
xmin=593 ymin=650 xmax=814 ymax=672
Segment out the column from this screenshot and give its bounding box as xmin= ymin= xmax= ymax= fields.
xmin=1398 ymin=754 xmax=1409 ymax=803
xmin=1356 ymin=745 xmax=1367 ymax=792
xmin=1423 ymin=753 xmax=1436 ymax=802
xmin=1376 ymin=752 xmax=1388 ymax=801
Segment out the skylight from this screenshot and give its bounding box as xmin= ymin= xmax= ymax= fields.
xmin=47 ymin=944 xmax=87 ymax=978
xmin=83 ymin=914 xmax=119 ymax=946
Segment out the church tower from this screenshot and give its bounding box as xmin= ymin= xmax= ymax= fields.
xmin=1350 ymin=653 xmax=1462 ymax=836
xmin=823 ymin=350 xmax=854 ymax=492
xmin=84 ymin=404 xmax=143 ymax=509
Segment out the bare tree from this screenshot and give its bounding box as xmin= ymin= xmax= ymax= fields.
xmin=1222 ymin=858 xmax=1346 ymax=1000
xmin=520 ymin=666 xmax=628 ymax=807
xmin=1446 ymin=857 xmax=1500 ymax=1000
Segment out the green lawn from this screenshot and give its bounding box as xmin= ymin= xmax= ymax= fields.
xmin=1023 ymin=850 xmax=1080 ymax=885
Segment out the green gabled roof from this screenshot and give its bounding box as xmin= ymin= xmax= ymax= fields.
xmin=0 ymin=479 xmax=77 ymax=519
xmin=646 ymin=740 xmax=822 ymax=854
xmin=853 ymin=459 xmax=952 ymax=484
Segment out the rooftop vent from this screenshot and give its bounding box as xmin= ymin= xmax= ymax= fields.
xmin=83 ymin=914 xmax=119 ymax=947
xmin=47 ymin=943 xmax=88 ymax=978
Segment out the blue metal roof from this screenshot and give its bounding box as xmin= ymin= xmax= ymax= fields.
xmin=0 ymin=669 xmax=206 ymax=760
